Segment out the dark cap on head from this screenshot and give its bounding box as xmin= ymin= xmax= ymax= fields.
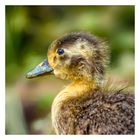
xmin=57 ymin=32 xmax=99 ymax=47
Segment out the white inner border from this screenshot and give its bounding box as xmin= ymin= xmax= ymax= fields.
xmin=1 ymin=0 xmax=136 ymax=5
xmin=1 ymin=0 xmax=139 ymax=140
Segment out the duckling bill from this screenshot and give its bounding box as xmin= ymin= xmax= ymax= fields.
xmin=26 ymin=59 xmax=53 ymax=79
xmin=26 ymin=32 xmax=134 ymax=135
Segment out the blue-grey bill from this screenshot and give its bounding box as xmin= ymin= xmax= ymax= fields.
xmin=26 ymin=59 xmax=53 ymax=79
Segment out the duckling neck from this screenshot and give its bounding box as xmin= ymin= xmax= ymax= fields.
xmin=52 ymin=80 xmax=96 ymax=134
xmin=65 ymin=80 xmax=96 ymax=96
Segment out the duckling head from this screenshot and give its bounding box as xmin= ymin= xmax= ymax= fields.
xmin=26 ymin=32 xmax=109 ymax=85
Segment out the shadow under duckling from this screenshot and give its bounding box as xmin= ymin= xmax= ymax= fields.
xmin=26 ymin=32 xmax=134 ymax=135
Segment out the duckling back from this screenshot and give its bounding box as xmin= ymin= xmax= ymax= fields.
xmin=55 ymin=88 xmax=134 ymax=134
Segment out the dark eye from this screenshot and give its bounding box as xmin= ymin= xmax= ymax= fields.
xmin=57 ymin=48 xmax=64 ymax=55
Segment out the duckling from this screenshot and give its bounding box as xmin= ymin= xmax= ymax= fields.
xmin=26 ymin=32 xmax=134 ymax=135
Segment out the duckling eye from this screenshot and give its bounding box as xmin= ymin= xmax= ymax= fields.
xmin=57 ymin=48 xmax=64 ymax=55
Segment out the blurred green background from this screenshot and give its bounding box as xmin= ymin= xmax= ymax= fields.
xmin=6 ymin=6 xmax=134 ymax=134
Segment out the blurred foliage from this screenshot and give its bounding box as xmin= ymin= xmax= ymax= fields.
xmin=6 ymin=6 xmax=134 ymax=134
